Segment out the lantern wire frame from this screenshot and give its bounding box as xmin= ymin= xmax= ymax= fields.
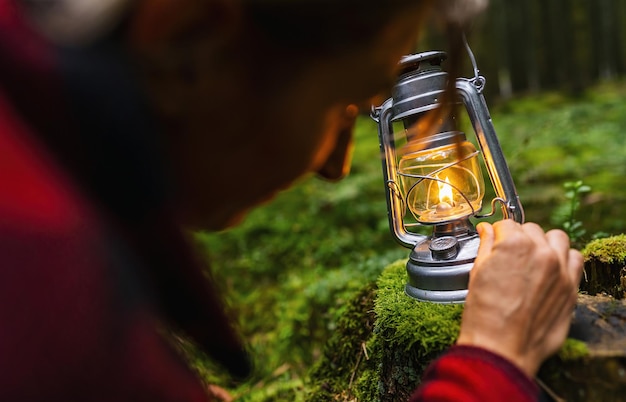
xmin=398 ymin=148 xmax=480 ymax=223
xmin=390 ymin=146 xmax=507 ymax=228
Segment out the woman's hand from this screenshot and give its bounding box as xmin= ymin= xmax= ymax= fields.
xmin=457 ymin=220 xmax=584 ymax=377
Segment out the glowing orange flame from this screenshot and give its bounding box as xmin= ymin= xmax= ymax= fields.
xmin=438 ymin=177 xmax=455 ymax=206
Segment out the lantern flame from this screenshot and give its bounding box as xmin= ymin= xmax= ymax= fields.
xmin=438 ymin=177 xmax=455 ymax=206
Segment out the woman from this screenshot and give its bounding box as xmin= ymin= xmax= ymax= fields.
xmin=0 ymin=0 xmax=581 ymax=400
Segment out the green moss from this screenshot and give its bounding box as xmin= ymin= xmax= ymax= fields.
xmin=374 ymin=260 xmax=463 ymax=354
xmin=558 ymin=338 xmax=589 ymax=361
xmin=353 ymin=362 xmax=381 ymax=401
xmin=339 ymin=260 xmax=464 ymax=401
xmin=307 ymin=260 xmax=464 ymax=401
xmin=236 ymin=378 xmax=304 ymax=402
xmin=582 ymin=234 xmax=626 ymax=264
xmin=306 ymin=282 xmax=378 ymax=401
xmin=363 ymin=260 xmax=463 ymax=401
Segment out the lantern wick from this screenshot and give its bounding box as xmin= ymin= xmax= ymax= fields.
xmin=436 ymin=201 xmax=454 ymax=214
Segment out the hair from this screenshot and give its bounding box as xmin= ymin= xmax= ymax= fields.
xmin=243 ymin=0 xmax=487 ymax=52
xmin=244 ymin=0 xmax=431 ymax=55
xmin=23 ymin=0 xmax=486 ymax=52
xmin=127 ymin=0 xmax=485 ymax=144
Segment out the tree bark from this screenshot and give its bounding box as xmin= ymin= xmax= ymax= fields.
xmin=539 ymin=294 xmax=626 ymax=402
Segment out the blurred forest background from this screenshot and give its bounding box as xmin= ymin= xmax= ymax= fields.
xmin=470 ymin=0 xmax=626 ymax=99
xmin=190 ymin=1 xmax=626 ymax=400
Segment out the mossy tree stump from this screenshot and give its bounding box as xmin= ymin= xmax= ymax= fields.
xmin=579 ymin=234 xmax=626 ymax=299
xmin=308 ymin=235 xmax=626 ymax=401
xmin=539 ymin=294 xmax=626 ymax=401
xmin=537 ymin=235 xmax=626 ymax=401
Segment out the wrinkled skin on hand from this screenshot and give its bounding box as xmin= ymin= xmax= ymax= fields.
xmin=457 ymin=221 xmax=584 ymax=377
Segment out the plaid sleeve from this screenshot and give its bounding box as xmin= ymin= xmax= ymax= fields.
xmin=410 ymin=345 xmax=539 ymax=402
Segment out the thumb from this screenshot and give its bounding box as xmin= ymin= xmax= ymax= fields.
xmin=475 ymin=222 xmax=495 ymax=265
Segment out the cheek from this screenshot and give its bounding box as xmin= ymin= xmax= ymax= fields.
xmin=308 ymin=111 xmax=344 ymax=171
xmin=266 ymin=100 xmax=344 ymax=178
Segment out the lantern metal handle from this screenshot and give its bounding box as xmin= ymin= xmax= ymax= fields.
xmin=456 ymin=78 xmax=524 ymax=224
xmin=374 ymin=100 xmax=428 ymax=248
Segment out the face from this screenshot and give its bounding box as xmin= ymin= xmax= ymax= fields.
xmin=133 ymin=2 xmax=430 ymax=230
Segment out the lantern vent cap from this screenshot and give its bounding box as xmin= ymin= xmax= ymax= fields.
xmin=397 ymin=51 xmax=447 ymax=78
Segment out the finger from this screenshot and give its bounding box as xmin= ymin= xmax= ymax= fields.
xmin=545 ymin=230 xmax=583 ymax=287
xmin=491 ymin=219 xmax=522 ymax=243
xmin=568 ymin=248 xmax=584 ymax=285
xmin=475 ymin=222 xmax=494 ymax=264
xmin=545 ymin=229 xmax=571 ymax=265
xmin=521 ymin=222 xmax=550 ymax=247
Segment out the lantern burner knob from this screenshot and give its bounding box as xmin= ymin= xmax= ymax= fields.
xmin=429 ymin=236 xmax=460 ymax=260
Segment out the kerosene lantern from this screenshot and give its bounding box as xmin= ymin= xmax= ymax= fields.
xmin=371 ymin=51 xmax=524 ymax=303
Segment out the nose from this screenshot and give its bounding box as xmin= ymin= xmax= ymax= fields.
xmin=316 ymin=104 xmax=359 ymax=181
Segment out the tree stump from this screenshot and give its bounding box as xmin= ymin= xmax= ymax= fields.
xmin=579 ymin=234 xmax=626 ymax=299
xmin=538 ymin=294 xmax=626 ymax=402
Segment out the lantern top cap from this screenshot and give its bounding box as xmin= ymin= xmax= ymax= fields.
xmin=398 ymin=51 xmax=447 ymax=77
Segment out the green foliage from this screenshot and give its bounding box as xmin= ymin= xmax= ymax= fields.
xmin=235 ymin=378 xmax=305 ymax=402
xmin=551 ymin=181 xmax=591 ymax=245
xmin=492 ymin=83 xmax=626 ymax=234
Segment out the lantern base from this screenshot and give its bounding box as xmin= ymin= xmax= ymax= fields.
xmin=405 ymin=285 xmax=468 ymax=304
xmin=405 ymin=228 xmax=479 ymax=304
